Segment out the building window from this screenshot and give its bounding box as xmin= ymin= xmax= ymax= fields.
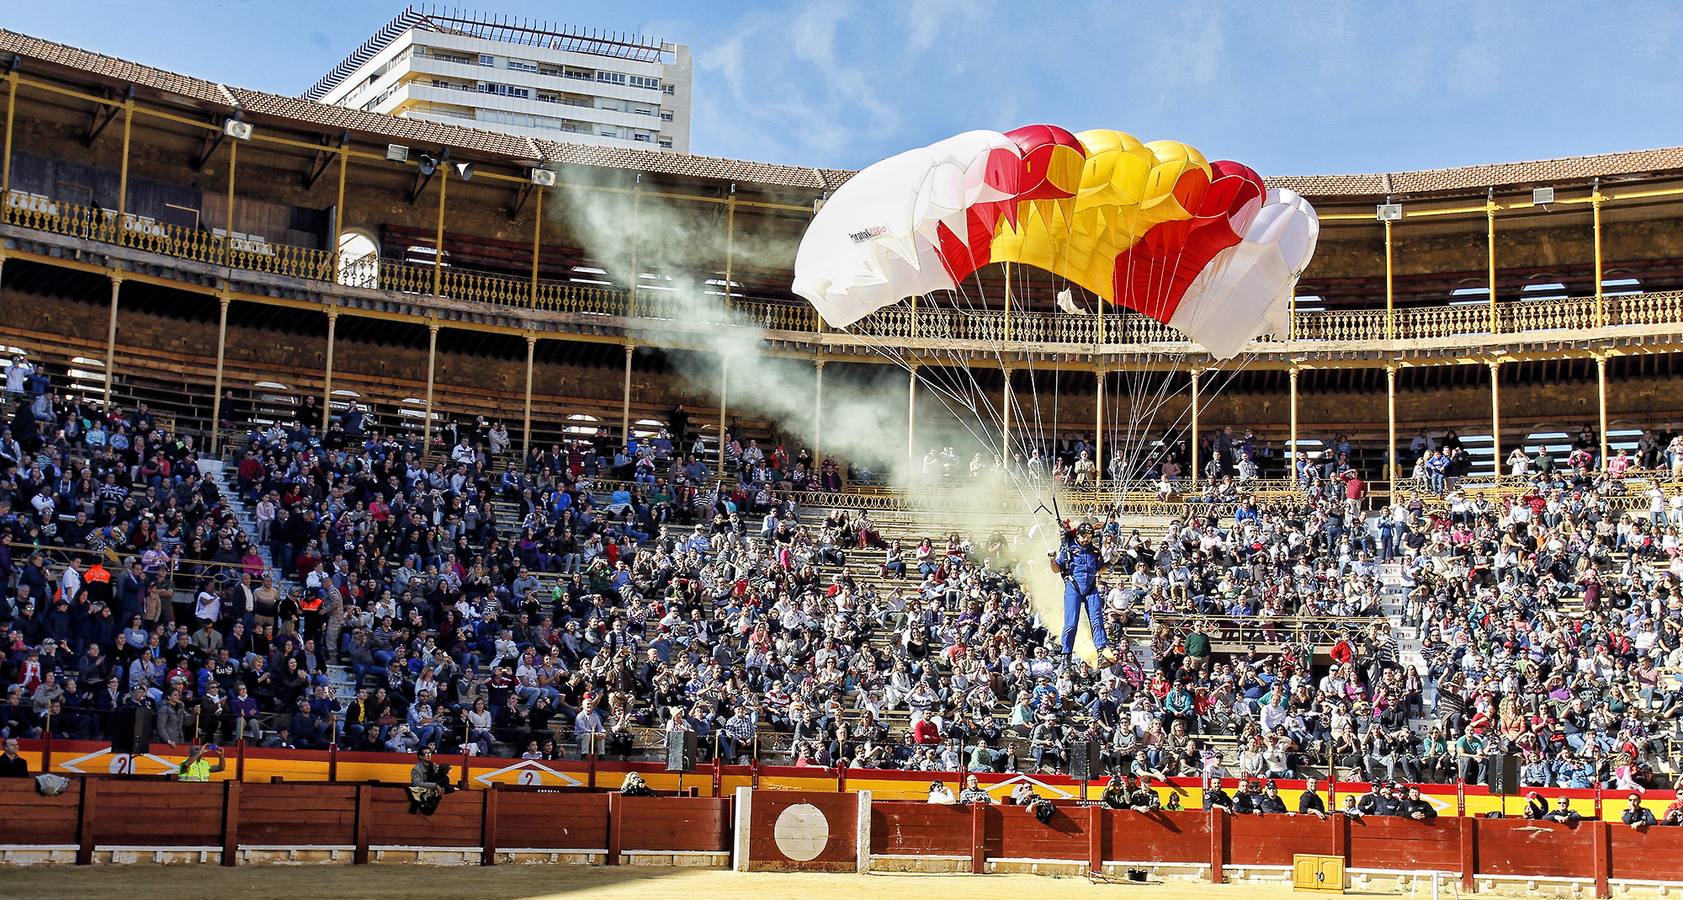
xmin=633 ymin=134 xmax=652 ymax=142
xmin=479 ymin=54 xmax=496 ymax=66
xmin=596 ymin=71 xmax=626 ymax=85
xmin=628 ymin=75 xmax=662 ymax=91
xmin=508 ymin=59 xmax=537 ymax=72
xmin=660 ymin=111 xmax=673 ymax=121
xmin=658 ymin=140 xmax=673 ymax=149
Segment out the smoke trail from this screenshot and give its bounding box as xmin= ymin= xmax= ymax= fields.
xmin=550 ymin=174 xmax=1109 ymax=656
xmin=548 ymin=173 xmax=921 ymax=475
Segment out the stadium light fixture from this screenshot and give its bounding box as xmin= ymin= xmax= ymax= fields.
xmin=529 ymin=168 xmax=557 ymax=187
xmin=386 ymin=144 xmax=410 ymax=163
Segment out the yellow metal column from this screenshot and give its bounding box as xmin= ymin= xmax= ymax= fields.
xmin=1094 ymin=367 xmax=1105 ymax=483
xmin=1592 ymin=180 xmax=1605 ymax=327
xmin=620 ymin=343 xmax=634 ymax=448
xmin=332 ymin=148 xmax=348 ymax=282
xmin=907 ymin=364 xmax=918 ymax=463
xmin=322 ymin=310 xmax=338 ymax=432
xmin=1001 ymin=366 xmax=1013 ymax=465
xmin=529 ymin=186 xmax=543 ymax=307
xmin=1386 ymin=366 xmax=1397 ymax=483
xmin=717 ymin=354 xmax=729 ymax=478
xmin=997 ymin=262 xmax=1010 ymax=344
xmin=1 ymin=70 xmax=17 ymax=198
xmin=723 ymin=194 xmax=736 ymax=315
xmin=628 ymin=186 xmax=641 ymax=316
xmin=223 ymin=139 xmax=238 ymax=263
xmin=813 ymin=358 xmax=825 ymax=459
xmin=521 ymin=334 xmax=536 ymax=455
xmin=1488 ymin=360 xmax=1501 ymax=484
xmin=1596 ymin=354 xmax=1609 ymax=471
xmin=431 ymin=166 xmax=448 ymax=296
xmin=422 ymin=321 xmax=439 ymax=449
xmin=115 ymin=101 xmax=133 ymax=242
xmin=1486 ymin=190 xmax=1498 ymax=334
xmin=1383 ymin=221 xmax=1395 ymax=340
xmin=209 ymin=294 xmax=231 ymax=454
xmin=1190 ymin=368 xmax=1201 ymax=488
xmin=103 ymin=275 xmax=122 ymax=407
xmin=1288 ymin=367 xmax=1299 ymax=481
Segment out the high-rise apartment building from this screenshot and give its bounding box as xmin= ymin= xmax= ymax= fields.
xmin=305 ymin=6 xmax=691 ymax=152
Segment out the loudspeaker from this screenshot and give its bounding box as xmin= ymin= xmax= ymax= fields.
xmin=665 ymin=730 xmax=698 ymax=772
xmin=1067 ymin=740 xmax=1098 ymax=781
xmin=111 ymin=705 xmax=153 ymax=756
xmin=1484 ymin=754 xmax=1520 ymax=795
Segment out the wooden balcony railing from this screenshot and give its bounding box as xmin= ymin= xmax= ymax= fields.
xmin=8 ymin=192 xmax=1683 ymax=354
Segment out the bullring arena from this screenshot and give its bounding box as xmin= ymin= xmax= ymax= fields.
xmin=5 ymin=7 xmax=1683 ymax=899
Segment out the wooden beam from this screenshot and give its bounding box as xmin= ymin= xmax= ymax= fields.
xmin=507 ymin=182 xmax=534 ymax=221
xmin=301 ymin=133 xmax=346 ymax=191
xmin=83 ymin=85 xmax=131 ymax=146
xmin=194 ymin=127 xmax=227 ymax=172
xmin=408 ymin=150 xmax=445 ymax=206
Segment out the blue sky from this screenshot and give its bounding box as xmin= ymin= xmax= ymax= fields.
xmin=7 ymin=1 xmax=1683 ymax=176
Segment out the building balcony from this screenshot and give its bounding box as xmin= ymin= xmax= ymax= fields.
xmin=3 ymin=191 xmax=1680 ymax=366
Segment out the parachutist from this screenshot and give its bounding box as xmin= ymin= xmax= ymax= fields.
xmin=1050 ymin=520 xmax=1108 ymax=660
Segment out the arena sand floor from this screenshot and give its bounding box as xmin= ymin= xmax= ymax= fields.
xmin=0 ymin=868 xmax=1338 ymax=899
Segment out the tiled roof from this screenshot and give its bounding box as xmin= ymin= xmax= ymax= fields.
xmin=530 ymin=139 xmax=829 ymax=189
xmin=6 ymin=28 xmax=1683 ymax=201
xmin=1266 ymin=147 xmax=1683 ymax=198
xmin=0 ymin=29 xmax=229 ymax=107
xmin=231 ymin=87 xmax=538 ymax=159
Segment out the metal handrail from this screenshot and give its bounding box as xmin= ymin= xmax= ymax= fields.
xmin=8 ymin=192 xmax=1683 ymax=354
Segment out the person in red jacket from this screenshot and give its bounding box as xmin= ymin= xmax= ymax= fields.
xmin=911 ymin=714 xmax=941 ymax=745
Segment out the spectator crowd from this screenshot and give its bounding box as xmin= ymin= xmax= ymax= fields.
xmin=0 ymin=354 xmax=1680 ymax=806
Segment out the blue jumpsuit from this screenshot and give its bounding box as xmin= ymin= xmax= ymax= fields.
xmin=1056 ymin=539 xmax=1108 ymax=655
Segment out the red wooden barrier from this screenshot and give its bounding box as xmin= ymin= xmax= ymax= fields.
xmin=619 ymin=795 xmax=731 ymax=853
xmin=493 ymin=790 xmax=608 ymax=852
xmin=864 ymin=801 xmax=1637 ymax=895
xmin=871 ymin=802 xmax=971 ymax=857
xmin=91 ymin=781 xmax=223 ymax=847
xmin=365 ymin=788 xmax=481 ymax=849
xmin=0 ymin=778 xmax=79 ymax=847
xmin=1347 ymin=816 xmax=1460 ymax=873
xmin=744 ymin=790 xmax=857 ymax=872
xmin=1610 ymin=820 xmax=1683 ymax=882
xmin=237 ymin=782 xmax=358 ymax=847
xmin=1477 ymin=818 xmax=1586 ymax=878
xmin=1107 ymin=810 xmax=1210 ymax=868
xmin=990 ymin=803 xmax=1089 ymax=861
xmin=1227 ymin=808 xmax=1323 ymax=867
xmin=9 ymin=774 xmax=1683 ymax=895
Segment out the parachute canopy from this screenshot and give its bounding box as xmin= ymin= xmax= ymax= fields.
xmin=792 ymin=125 xmax=1319 ymax=359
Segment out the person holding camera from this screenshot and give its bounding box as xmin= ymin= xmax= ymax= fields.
xmin=176 ymin=742 xmax=225 ymax=782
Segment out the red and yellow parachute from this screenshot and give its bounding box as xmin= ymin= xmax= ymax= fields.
xmin=793 ymin=125 xmax=1319 ymax=359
